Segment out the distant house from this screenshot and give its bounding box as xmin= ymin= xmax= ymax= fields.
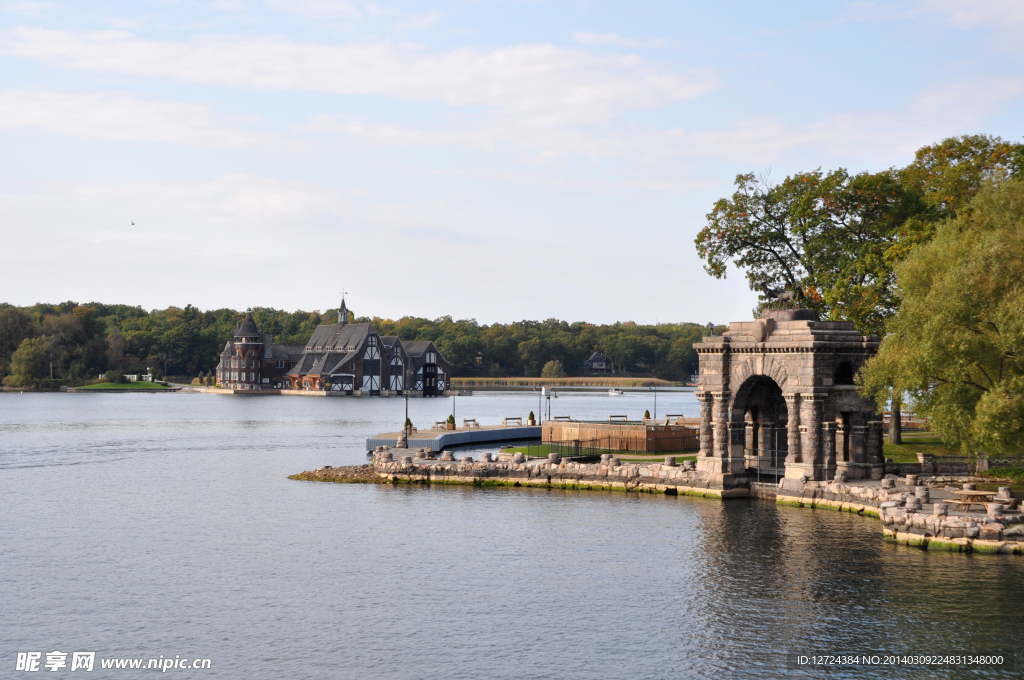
xmin=215 ymin=298 xmax=451 ymax=396
xmin=583 ymin=352 xmax=612 ymax=373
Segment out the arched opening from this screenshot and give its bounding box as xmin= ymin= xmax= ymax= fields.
xmin=834 ymin=362 xmax=854 ymax=385
xmin=732 ymin=375 xmax=787 ymax=480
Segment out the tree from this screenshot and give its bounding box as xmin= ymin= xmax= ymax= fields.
xmin=0 ymin=307 xmax=35 ymax=374
xmin=4 ymin=336 xmax=54 ymax=386
xmin=541 ymin=360 xmax=566 ymax=378
xmin=695 ymin=135 xmax=1024 ymax=336
xmin=860 ymin=179 xmax=1024 ymax=455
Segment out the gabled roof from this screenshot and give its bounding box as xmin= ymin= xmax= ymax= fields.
xmin=586 ymin=352 xmax=605 ymax=362
xmin=324 ymin=351 xmax=359 ymax=375
xmin=270 ymin=345 xmax=306 ymax=361
xmin=380 ymin=335 xmax=399 ymax=348
xmin=305 ymin=323 xmax=372 ymax=351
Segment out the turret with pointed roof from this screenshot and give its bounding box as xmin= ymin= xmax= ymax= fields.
xmin=339 ymin=298 xmax=349 ymax=327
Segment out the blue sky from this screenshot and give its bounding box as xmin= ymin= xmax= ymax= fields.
xmin=1 ymin=0 xmax=1022 ymax=324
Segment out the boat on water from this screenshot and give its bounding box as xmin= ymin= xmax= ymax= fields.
xmin=608 ymin=389 xmax=624 ymax=396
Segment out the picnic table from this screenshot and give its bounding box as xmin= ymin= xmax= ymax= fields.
xmin=943 ymin=490 xmax=996 ymax=512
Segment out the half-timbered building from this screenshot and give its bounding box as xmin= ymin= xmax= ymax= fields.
xmin=214 ymin=299 xmax=451 ymax=396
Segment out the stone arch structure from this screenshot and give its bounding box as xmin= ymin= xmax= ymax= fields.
xmin=693 ymin=309 xmax=882 ymax=482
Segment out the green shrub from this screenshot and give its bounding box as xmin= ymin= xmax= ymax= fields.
xmin=644 ymin=409 xmax=651 ymax=419
xmin=447 ymin=414 xmax=455 ymax=424
xmin=529 ymin=410 xmax=535 ymax=421
xmin=405 ymin=417 xmax=413 ymax=431
xmin=106 ymin=370 xmax=126 ymax=384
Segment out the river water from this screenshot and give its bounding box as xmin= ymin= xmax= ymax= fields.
xmin=2 ymin=390 xmax=1022 ymax=679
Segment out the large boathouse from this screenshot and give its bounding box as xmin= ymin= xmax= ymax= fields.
xmin=214 ymin=299 xmax=451 ymax=396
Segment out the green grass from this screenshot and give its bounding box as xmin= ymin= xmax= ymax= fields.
xmin=78 ymin=381 xmax=169 ymax=390
xmin=882 ymin=429 xmax=960 ymax=463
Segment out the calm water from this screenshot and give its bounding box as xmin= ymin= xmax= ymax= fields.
xmin=2 ymin=391 xmax=1022 ymax=679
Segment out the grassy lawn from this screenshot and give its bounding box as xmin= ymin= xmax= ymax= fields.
xmin=78 ymin=381 xmax=169 ymax=390
xmin=882 ymin=429 xmax=960 ymax=463
xmin=451 ymin=377 xmax=680 ymax=387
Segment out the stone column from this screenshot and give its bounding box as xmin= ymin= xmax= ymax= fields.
xmin=799 ymin=395 xmax=824 ymax=480
xmin=697 ymin=391 xmax=736 ymax=476
xmin=784 ymin=394 xmax=801 ymax=463
xmin=696 ymin=391 xmax=713 ymax=457
xmin=866 ymin=418 xmax=884 ymax=479
xmin=729 ymin=421 xmax=747 ymax=473
xmin=712 ymin=391 xmax=730 ymax=459
xmin=850 ymin=417 xmax=867 ymax=479
xmin=822 ymin=422 xmax=837 ymax=480
xmin=745 ymin=419 xmax=759 ymax=470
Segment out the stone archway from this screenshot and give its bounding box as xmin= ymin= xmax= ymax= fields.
xmin=731 ymin=375 xmax=787 ymax=478
xmin=694 ymin=309 xmax=883 ymax=483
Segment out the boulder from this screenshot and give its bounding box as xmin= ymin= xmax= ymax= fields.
xmin=462 ymin=456 xmax=474 ymax=464
xmin=932 ymin=503 xmax=948 ymax=517
xmin=881 ymin=478 xmax=895 ymax=489
xmin=512 ymin=452 xmax=526 ymax=464
xmin=905 ymin=497 xmax=922 ymax=511
xmin=401 ymin=456 xmax=413 ymax=464
xmin=480 ymin=452 xmax=493 ymax=463
xmin=914 ymin=486 xmax=930 ymax=500
xmin=608 ymin=456 xmax=621 ymax=467
xmin=682 ymin=460 xmax=696 ymax=471
xmin=548 ymin=452 xmax=561 ymax=464
xmin=987 ymin=503 xmax=1006 ymax=518
xmin=834 ymin=470 xmax=848 ymax=482
xmin=905 ymin=474 xmax=919 ymax=486
xmin=996 ymin=486 xmax=1015 ymax=501
xmin=440 ymin=450 xmax=455 ymax=461
xmin=963 ymin=482 xmax=976 ymax=491
xmin=664 ymin=456 xmax=677 ymax=467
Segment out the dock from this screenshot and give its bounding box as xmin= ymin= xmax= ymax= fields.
xmin=366 ymin=424 xmax=541 ymax=453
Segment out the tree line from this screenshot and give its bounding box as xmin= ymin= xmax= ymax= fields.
xmin=0 ymin=300 xmax=719 ymax=387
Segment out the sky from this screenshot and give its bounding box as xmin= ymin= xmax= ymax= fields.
xmin=0 ymin=0 xmax=1022 ymax=325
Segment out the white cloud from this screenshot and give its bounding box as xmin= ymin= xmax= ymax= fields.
xmin=0 ymin=89 xmax=299 ymax=149
xmin=572 ymin=32 xmax=668 ymax=49
xmin=0 ymin=28 xmax=717 ymax=125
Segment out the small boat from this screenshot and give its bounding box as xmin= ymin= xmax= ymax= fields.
xmin=608 ymin=388 xmax=624 ymax=396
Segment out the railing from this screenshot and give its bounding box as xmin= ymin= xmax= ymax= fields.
xmin=462 ymin=418 xmax=479 ymax=428
xmin=502 ymin=417 xmax=523 ymax=426
xmin=528 ymin=433 xmax=699 ymax=457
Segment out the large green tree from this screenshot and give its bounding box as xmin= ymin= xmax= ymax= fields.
xmin=860 ymin=178 xmax=1024 ymax=454
xmin=695 ymin=134 xmax=1023 ymax=336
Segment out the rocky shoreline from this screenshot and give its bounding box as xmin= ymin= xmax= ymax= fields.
xmin=291 ymin=450 xmax=1024 ymax=554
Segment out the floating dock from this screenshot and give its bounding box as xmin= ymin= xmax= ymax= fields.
xmin=366 ymin=424 xmax=541 ymax=453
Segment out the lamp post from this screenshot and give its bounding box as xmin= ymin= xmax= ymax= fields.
xmin=404 ymin=368 xmax=413 ymax=435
